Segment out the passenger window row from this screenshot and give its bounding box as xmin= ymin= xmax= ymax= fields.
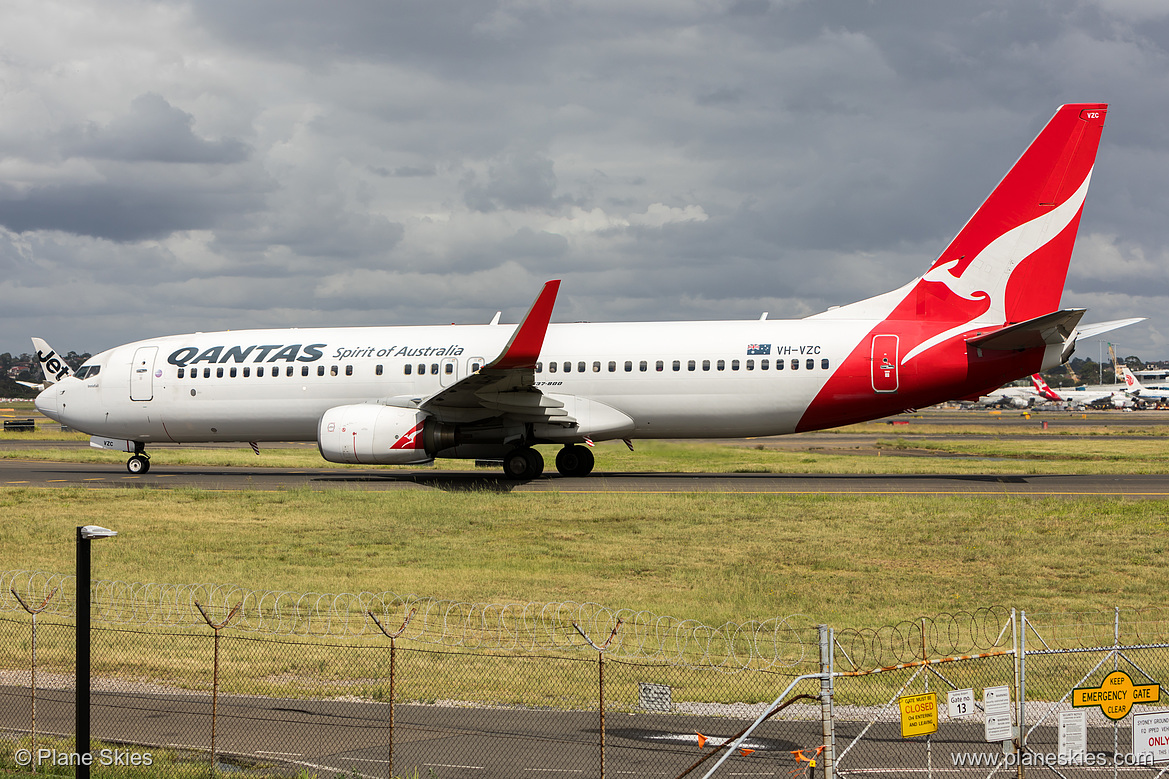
xmin=536 ymin=357 xmax=831 ymax=373
xmin=178 ymin=359 xmax=486 ymax=380
xmin=177 ymin=357 xmax=829 ymax=380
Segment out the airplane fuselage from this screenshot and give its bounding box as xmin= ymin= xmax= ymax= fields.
xmin=40 ymin=315 xmax=1042 ymax=446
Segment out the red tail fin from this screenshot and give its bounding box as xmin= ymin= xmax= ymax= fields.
xmin=911 ymin=104 xmax=1106 ymax=326
xmin=1030 ymin=373 xmax=1061 ymax=401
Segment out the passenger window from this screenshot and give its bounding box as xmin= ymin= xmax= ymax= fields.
xmin=821 ymin=358 xmax=830 ymax=370
xmin=608 ymin=361 xmax=617 ymax=372
xmin=445 ymin=363 xmax=453 ymax=374
xmin=563 ymin=362 xmax=571 ymax=373
xmin=286 ymin=366 xmax=293 ymax=377
xmin=639 ymin=361 xmax=648 ymax=372
xmin=806 ymin=359 xmax=814 ymax=370
xmin=416 ymin=364 xmax=424 ymax=375
xmin=549 ymin=362 xmax=557 ymax=373
xmin=331 ymin=365 xmax=339 ymax=376
xmin=717 ymin=360 xmax=725 ymax=371
xmin=625 ymin=361 xmax=633 ymax=372
xmin=178 ymin=368 xmax=185 ymax=378
xmin=243 ymin=367 xmax=250 ymax=377
xmin=405 ymin=364 xmax=413 ymax=375
xmin=216 ymin=367 xmax=224 ymax=378
xmin=656 ymin=360 xmax=664 ymax=372
xmin=317 ymin=365 xmax=325 ymax=376
xmin=303 ymin=366 xmax=310 ymax=376
xmin=430 ymin=363 xmax=438 ymax=374
xmin=791 ymin=359 xmax=799 ymax=370
xmin=204 ymin=368 xmax=211 ymax=378
xmin=230 ymin=367 xmax=237 ymax=378
xmin=746 ymin=360 xmax=754 ymax=371
xmin=346 ymin=365 xmax=354 ymax=376
xmin=536 ymin=362 xmax=543 ymax=373
xmin=763 ymin=359 xmax=770 ymax=370
xmin=578 ymin=361 xmax=586 ymax=373
xmin=672 ymin=360 xmax=681 ymax=371
xmin=472 ymin=362 xmax=482 ymax=372
xmin=375 ymin=365 xmax=383 ymax=376
xmin=731 ymin=360 xmax=740 ymax=371
xmin=702 ymin=360 xmax=710 ymax=371
xmin=688 ymin=360 xmax=696 ymax=371
xmin=593 ymin=361 xmax=601 ymax=372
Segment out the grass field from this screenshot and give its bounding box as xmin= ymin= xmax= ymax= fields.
xmin=2 ymin=487 xmax=1164 ymax=629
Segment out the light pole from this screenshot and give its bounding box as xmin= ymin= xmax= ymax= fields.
xmin=76 ymin=525 xmax=116 ymax=778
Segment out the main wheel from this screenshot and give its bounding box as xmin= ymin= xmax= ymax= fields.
xmin=127 ymin=455 xmax=150 ymax=474
xmin=503 ymin=448 xmax=544 ymax=480
xmin=555 ymin=445 xmax=595 ymax=477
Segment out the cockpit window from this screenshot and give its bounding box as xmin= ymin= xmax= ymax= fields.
xmin=76 ymin=365 xmax=101 ymax=379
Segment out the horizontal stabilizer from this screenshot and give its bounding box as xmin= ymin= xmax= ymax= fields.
xmin=1074 ymin=317 xmax=1145 ymax=340
xmin=967 ymin=309 xmax=1086 ymax=351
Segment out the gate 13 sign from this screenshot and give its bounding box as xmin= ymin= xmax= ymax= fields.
xmin=1072 ymin=670 xmax=1159 ymax=720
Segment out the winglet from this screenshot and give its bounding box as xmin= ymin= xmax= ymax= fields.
xmin=487 ymin=280 xmax=560 ymax=370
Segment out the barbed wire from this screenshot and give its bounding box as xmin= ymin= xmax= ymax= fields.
xmin=833 ymin=607 xmax=1015 ymax=670
xmin=8 ymin=571 xmax=1164 ymax=671
xmin=0 ymin=570 xmax=816 ymax=671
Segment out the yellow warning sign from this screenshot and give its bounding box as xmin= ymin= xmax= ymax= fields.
xmin=1073 ymin=670 xmax=1160 ymax=721
xmin=899 ymin=692 xmax=939 ymax=738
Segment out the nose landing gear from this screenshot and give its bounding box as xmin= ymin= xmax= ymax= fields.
xmin=126 ymin=445 xmax=150 ymax=474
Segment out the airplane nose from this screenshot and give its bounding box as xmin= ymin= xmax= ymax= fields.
xmin=35 ymin=385 xmax=59 ymax=420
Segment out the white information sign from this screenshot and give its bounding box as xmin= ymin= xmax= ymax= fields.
xmin=638 ymin=682 xmax=672 ymax=712
xmin=948 ymin=689 xmax=975 ymax=718
xmin=1058 ymin=710 xmax=1087 ymax=762
xmin=984 ymin=686 xmax=1013 ymax=742
xmin=1133 ymin=710 xmax=1169 ymax=765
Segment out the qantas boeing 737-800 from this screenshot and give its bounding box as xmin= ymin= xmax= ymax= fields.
xmin=35 ymin=103 xmax=1138 ymax=479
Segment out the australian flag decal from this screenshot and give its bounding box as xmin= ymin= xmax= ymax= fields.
xmin=747 ymin=344 xmax=771 ymax=355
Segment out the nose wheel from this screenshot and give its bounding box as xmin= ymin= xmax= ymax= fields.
xmin=127 ymin=454 xmax=151 ymax=474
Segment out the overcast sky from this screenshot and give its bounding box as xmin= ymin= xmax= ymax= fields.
xmin=2 ymin=0 xmax=1168 ymax=362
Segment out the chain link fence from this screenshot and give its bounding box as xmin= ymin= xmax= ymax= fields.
xmin=1 ymin=571 xmax=1167 ymax=777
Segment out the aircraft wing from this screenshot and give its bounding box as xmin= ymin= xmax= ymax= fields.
xmin=408 ymin=280 xmax=572 ymax=425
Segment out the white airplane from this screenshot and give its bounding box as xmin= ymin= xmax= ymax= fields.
xmin=36 ymin=103 xmax=1139 ymax=478
xmin=964 ymin=384 xmax=1040 ymax=409
xmin=1121 ymin=367 xmax=1169 ymax=405
xmin=15 ymin=338 xmax=75 ymax=391
xmin=1044 ymin=379 xmax=1133 ymax=409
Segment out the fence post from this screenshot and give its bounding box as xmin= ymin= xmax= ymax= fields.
xmin=194 ymin=601 xmax=241 ymax=777
xmin=11 ymin=587 xmax=58 ymax=770
xmin=573 ymin=619 xmax=622 ymax=779
xmin=819 ymin=624 xmax=835 ymax=779
xmin=369 ymin=608 xmax=416 ymax=779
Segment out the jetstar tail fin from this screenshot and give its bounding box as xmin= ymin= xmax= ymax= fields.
xmin=32 ymin=337 xmax=74 ymax=386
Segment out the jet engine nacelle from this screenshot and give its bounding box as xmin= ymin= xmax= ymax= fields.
xmin=318 ymin=404 xmax=433 ymax=465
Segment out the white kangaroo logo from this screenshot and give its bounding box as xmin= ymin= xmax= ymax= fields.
xmin=901 ymin=170 xmax=1092 ymax=365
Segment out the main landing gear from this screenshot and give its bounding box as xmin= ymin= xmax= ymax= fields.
xmin=555 ymin=444 xmax=594 ymax=477
xmin=501 ymin=444 xmax=595 ymax=480
xmin=126 ymin=444 xmax=150 ymax=474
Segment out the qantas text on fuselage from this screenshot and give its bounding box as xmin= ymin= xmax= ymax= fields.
xmin=35 ymin=104 xmax=1140 ymax=479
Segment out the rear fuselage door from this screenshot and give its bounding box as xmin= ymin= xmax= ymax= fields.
xmin=130 ymin=346 xmax=158 ymax=401
xmin=870 ymin=335 xmax=899 ymax=393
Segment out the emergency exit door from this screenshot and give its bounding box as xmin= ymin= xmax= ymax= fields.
xmin=870 ymin=335 xmax=899 ymax=393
